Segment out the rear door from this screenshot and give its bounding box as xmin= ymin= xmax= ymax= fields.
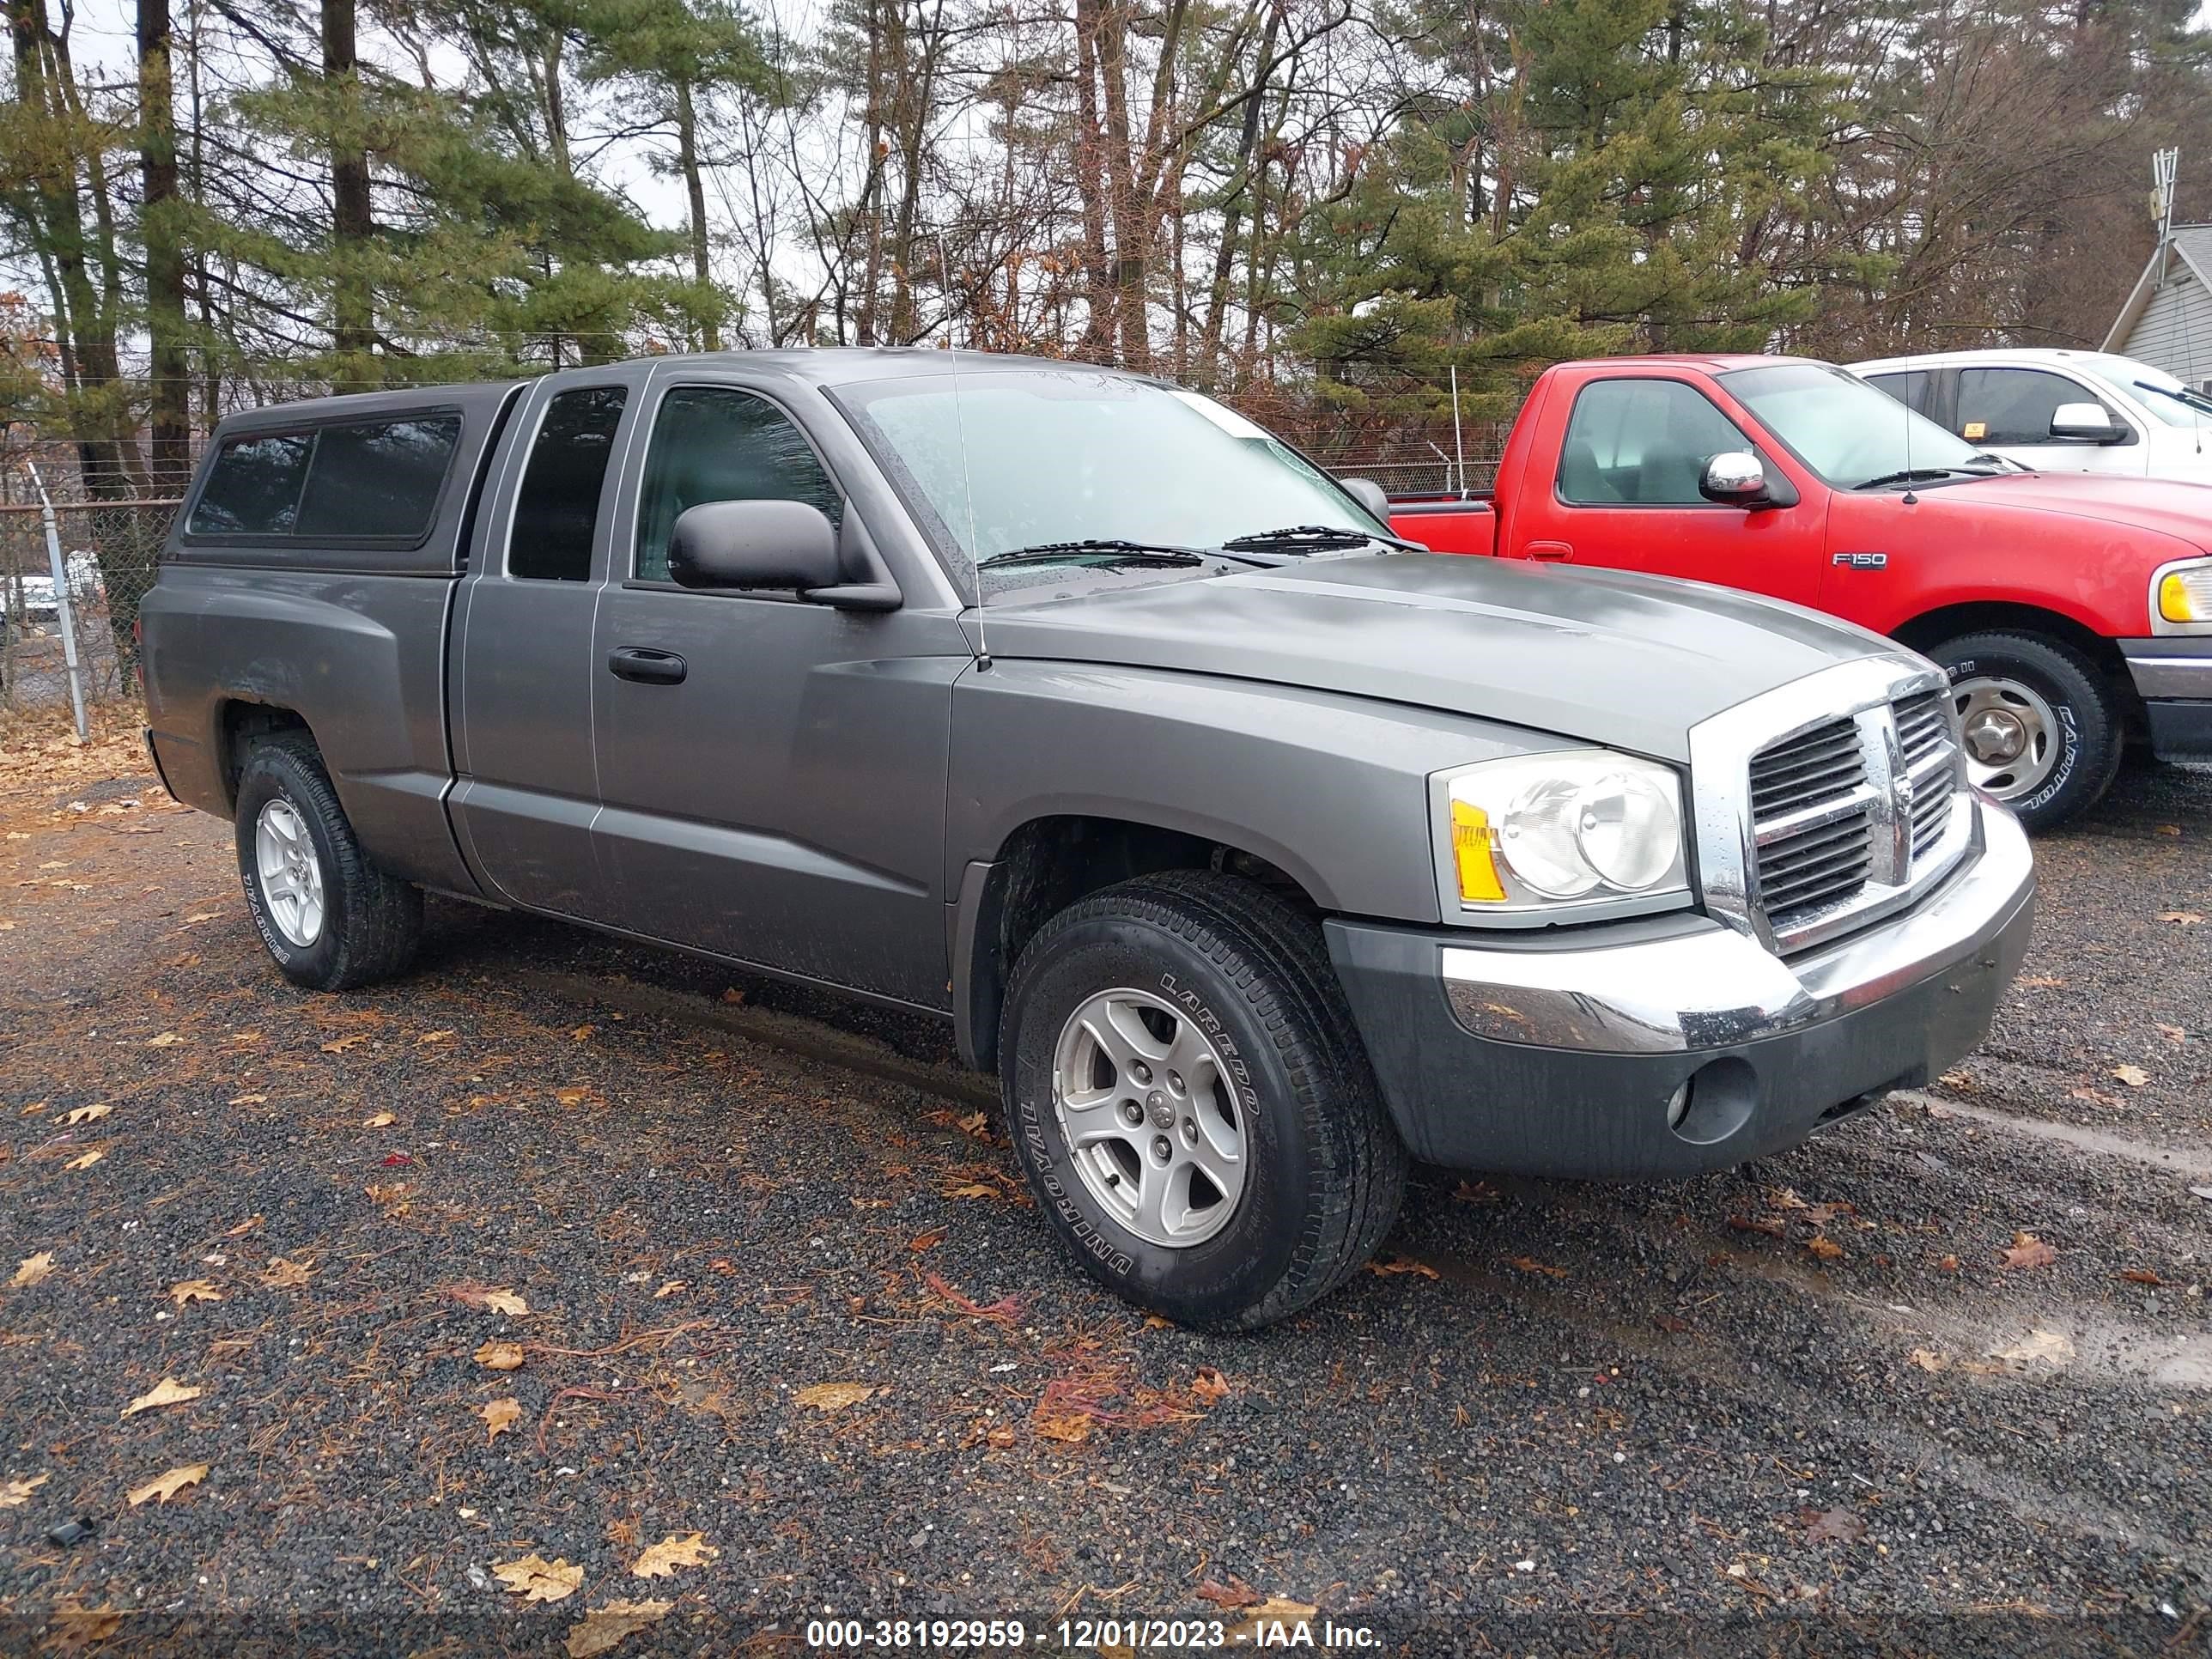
xmin=449 ymin=365 xmax=653 ymax=916
xmin=586 ymin=366 xmax=968 ymax=1009
xmin=1954 ymin=365 xmax=2147 ymax=476
xmin=1508 ymin=374 xmax=1831 ymax=606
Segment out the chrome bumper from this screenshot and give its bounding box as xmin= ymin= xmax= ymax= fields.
xmin=1442 ymin=799 xmax=2034 ymax=1055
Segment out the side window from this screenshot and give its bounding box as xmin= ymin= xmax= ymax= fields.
xmin=510 ymin=386 xmax=629 ymax=581
xmin=1863 ymin=370 xmax=1934 ymax=416
xmin=1557 ymin=380 xmax=1753 ymax=506
xmin=634 ymin=386 xmax=842 ymax=583
xmin=188 ymin=433 xmax=313 ymax=535
xmin=1957 ymin=368 xmax=2116 ymax=446
xmin=295 ymin=415 xmax=462 ymax=540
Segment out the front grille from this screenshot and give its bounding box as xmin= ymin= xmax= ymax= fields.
xmin=1750 ymin=716 xmax=1875 ymax=933
xmin=1894 ymin=689 xmax=1956 ymax=860
xmin=1743 ymin=685 xmax=1966 ymax=951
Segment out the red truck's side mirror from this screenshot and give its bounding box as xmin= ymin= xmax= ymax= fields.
xmin=1698 ymin=451 xmax=1796 ymax=510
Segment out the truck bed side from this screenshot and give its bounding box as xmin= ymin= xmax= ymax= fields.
xmin=140 ymin=381 xmax=525 ymax=896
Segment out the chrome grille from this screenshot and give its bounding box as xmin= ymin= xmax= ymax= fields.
xmin=1735 ymin=673 xmax=1970 ymax=954
xmin=1749 ymin=718 xmax=1875 ymax=932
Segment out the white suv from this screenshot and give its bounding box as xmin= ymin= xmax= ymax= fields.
xmin=1848 ymin=348 xmax=2212 ymax=484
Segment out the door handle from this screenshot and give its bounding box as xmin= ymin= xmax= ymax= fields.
xmin=1526 ymin=541 xmax=1573 ymax=562
xmin=607 ymin=647 xmax=687 ymax=685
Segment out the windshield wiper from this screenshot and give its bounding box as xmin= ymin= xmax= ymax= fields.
xmin=2134 ymin=379 xmax=2212 ymax=418
xmin=1853 ymin=467 xmax=1978 ymax=491
xmin=978 ymin=539 xmax=1211 ymax=569
xmin=1221 ymin=523 xmax=1423 ymax=553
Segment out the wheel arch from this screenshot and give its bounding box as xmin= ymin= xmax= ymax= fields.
xmin=1892 ymin=600 xmax=2142 ymax=732
xmin=952 ymin=813 xmax=1322 ymax=1073
xmin=213 ymin=699 xmax=315 ymax=811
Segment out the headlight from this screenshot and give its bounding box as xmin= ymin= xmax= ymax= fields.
xmin=1436 ymin=751 xmax=1689 ymax=918
xmin=2155 ymin=559 xmax=2212 ymax=628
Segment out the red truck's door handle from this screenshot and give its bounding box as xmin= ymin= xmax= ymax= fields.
xmin=607 ymin=647 xmax=687 ymax=685
xmin=1526 ymin=541 xmax=1572 ymax=562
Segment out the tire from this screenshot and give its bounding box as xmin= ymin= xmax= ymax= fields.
xmin=1927 ymin=630 xmax=2124 ymax=831
xmin=233 ymin=735 xmax=422 ymax=991
xmin=999 ymin=870 xmax=1407 ymax=1331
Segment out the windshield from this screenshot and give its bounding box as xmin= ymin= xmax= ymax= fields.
xmin=2074 ymin=353 xmax=2209 ymax=428
xmin=832 ymin=368 xmax=1385 ymax=595
xmin=1722 ymin=362 xmax=1990 ymax=488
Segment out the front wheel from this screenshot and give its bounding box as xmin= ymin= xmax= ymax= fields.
xmin=999 ymin=871 xmax=1407 ymax=1331
xmin=1926 ymin=630 xmax=2123 ymax=832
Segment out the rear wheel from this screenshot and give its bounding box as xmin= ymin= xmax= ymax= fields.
xmin=234 ymin=736 xmax=422 ymax=991
xmin=1000 ymin=871 xmax=1406 ymax=1331
xmin=1927 ymin=630 xmax=2123 ymax=831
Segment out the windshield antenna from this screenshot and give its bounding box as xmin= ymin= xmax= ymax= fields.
xmin=943 ymin=291 xmax=988 ymax=668
xmin=1901 ymin=368 xmax=1917 ymax=505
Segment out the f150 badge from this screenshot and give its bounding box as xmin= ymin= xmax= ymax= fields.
xmin=1832 ymin=551 xmax=1888 ymax=570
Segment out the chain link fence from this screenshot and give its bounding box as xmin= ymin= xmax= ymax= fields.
xmin=1 ymin=498 xmax=179 ymax=713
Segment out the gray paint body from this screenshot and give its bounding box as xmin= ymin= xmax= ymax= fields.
xmin=142 ymin=348 xmax=1893 ymax=1049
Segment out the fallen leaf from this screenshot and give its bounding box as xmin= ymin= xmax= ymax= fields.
xmin=121 ymin=1377 xmax=204 ymax=1418
xmin=1991 ymin=1328 xmax=2074 ymax=1368
xmin=481 ymin=1398 xmax=522 ymax=1443
xmin=43 ymin=1603 xmax=128 ymax=1650
xmin=475 ymin=1340 xmax=526 ymax=1371
xmin=2016 ymin=975 xmax=2064 ymax=988
xmin=321 ymin=1034 xmax=369 ymax=1054
xmin=1805 ymin=1235 xmax=1845 ymax=1261
xmin=653 ymin=1280 xmax=685 ymax=1299
xmin=922 ymin=1270 xmax=1023 ymax=1321
xmin=629 ymin=1531 xmax=718 ymax=1578
xmin=554 ymin=1086 xmax=601 ymax=1108
xmin=1728 ymin=1213 xmax=1788 ymax=1238
xmin=1196 ymin=1576 xmax=1262 ymax=1610
xmin=2157 ymin=1024 xmax=2187 ymax=1045
xmin=720 ymin=987 xmax=745 ymax=1004
xmin=1506 ymin=1255 xmax=1565 ymax=1278
xmin=167 ymin=1279 xmax=223 ymax=1307
xmin=62 ymin=1103 xmax=112 ymax=1126
xmin=1032 ymin=1409 xmax=1091 ymax=1444
xmin=380 ymin=1152 xmax=412 ymax=1167
xmin=2070 ymin=1086 xmax=2124 ymax=1109
xmin=64 ymin=1150 xmax=105 ymax=1170
xmin=2119 ymin=1267 xmax=2166 ymax=1286
xmin=908 ymin=1226 xmax=947 ymax=1252
xmin=145 ymin=1031 xmax=180 ymax=1048
xmin=1998 ymin=1233 xmax=2058 ymax=1271
xmin=259 ymin=1257 xmax=313 ymax=1290
xmin=1907 ymin=1348 xmax=1947 ymax=1372
xmin=452 ymin=1285 xmax=529 ymax=1317
xmin=793 ymin=1382 xmax=876 ymax=1413
xmin=956 ymin=1110 xmax=991 ymax=1139
xmin=1191 ymin=1366 xmax=1231 ymax=1404
xmin=1142 ymin=1314 xmax=1174 ymax=1330
xmin=493 ymin=1553 xmax=584 ymax=1603
xmin=1801 ymin=1505 xmax=1867 ymax=1544
xmin=565 ymin=1599 xmax=673 ymax=1658
xmin=223 ymin=1215 xmax=264 ymax=1237
xmin=2156 ymin=910 xmax=2203 ymax=924
xmin=418 ymin=1030 xmax=455 ymax=1044
xmin=362 ymin=1112 xmax=394 ymax=1128
xmin=228 ymin=1093 xmax=268 ymax=1106
xmin=125 ymin=1463 xmax=208 ymax=1506
xmin=2112 ymin=1064 xmax=2151 ymax=1088
xmin=0 ymin=1472 xmax=50 ymax=1507
xmin=2156 ymin=823 xmax=2182 ymax=836
xmin=942 ymin=1182 xmax=997 ymax=1200
xmin=1936 ymin=1255 xmax=1960 ymax=1273
xmin=1366 ymin=1255 xmax=1441 ymax=1279
xmin=571 ymin=1024 xmax=596 ymax=1042
xmin=1222 ymin=1598 xmax=1320 ymax=1644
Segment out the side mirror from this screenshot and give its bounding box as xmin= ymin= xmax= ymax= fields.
xmin=1340 ymin=477 xmax=1392 ymax=521
xmin=2049 ymin=402 xmax=2127 ymax=444
xmin=667 ymin=499 xmax=842 ymax=592
xmin=1699 ymin=450 xmax=1791 ymax=508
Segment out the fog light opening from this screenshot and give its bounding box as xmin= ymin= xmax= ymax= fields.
xmin=1668 ymin=1057 xmax=1758 ymax=1147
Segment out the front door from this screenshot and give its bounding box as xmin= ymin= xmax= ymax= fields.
xmin=1511 ymin=374 xmax=1829 ymax=607
xmin=450 ymin=368 xmax=652 ymax=915
xmin=587 ymin=371 xmax=968 ymax=1010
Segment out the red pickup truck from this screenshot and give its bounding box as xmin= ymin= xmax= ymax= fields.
xmin=1382 ymin=355 xmax=2212 ymax=829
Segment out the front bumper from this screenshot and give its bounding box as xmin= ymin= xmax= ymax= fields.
xmin=1325 ymin=803 xmax=2036 ymax=1179
xmin=2120 ymin=637 xmax=2212 ymax=761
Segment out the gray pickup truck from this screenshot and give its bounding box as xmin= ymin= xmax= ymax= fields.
xmin=140 ymin=349 xmax=2036 ymax=1329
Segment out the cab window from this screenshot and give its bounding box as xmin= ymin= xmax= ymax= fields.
xmin=1556 ymin=379 xmax=1753 ymax=506
xmin=1956 ymin=368 xmax=2124 ymax=446
xmin=633 ymin=386 xmax=842 ymax=583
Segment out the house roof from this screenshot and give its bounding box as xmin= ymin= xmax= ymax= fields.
xmin=2103 ymin=226 xmax=2212 ymax=351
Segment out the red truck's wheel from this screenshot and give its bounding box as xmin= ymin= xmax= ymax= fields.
xmin=233 ymin=736 xmax=422 ymax=992
xmin=999 ymin=871 xmax=1407 ymax=1331
xmin=1929 ymin=631 xmax=2124 ymax=831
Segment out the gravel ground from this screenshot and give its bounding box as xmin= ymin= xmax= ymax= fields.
xmin=1 ymin=720 xmax=2208 ymax=1657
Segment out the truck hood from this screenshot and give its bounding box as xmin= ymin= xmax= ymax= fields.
xmin=978 ymin=554 xmax=1896 ymax=763
xmin=1929 ymin=471 xmax=2212 ymax=553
